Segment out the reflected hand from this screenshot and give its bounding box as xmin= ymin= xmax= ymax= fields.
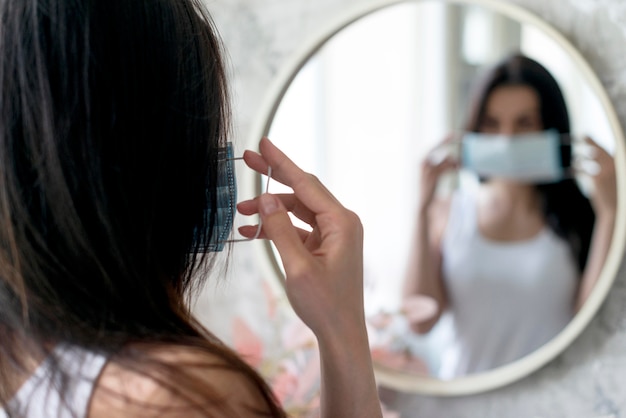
xmin=419 ymin=137 xmax=458 ymax=213
xmin=584 ymin=136 xmax=616 ymax=217
xmin=400 ymin=295 xmax=439 ymax=325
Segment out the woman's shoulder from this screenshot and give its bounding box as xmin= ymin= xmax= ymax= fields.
xmin=89 ymin=342 xmax=273 ymax=418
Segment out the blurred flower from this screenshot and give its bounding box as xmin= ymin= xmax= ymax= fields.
xmin=232 ymin=316 xmax=263 ymax=369
xmin=231 ymin=280 xmax=321 ymax=416
xmin=231 ymin=278 xmax=402 ymax=418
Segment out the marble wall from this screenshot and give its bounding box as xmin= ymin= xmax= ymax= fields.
xmin=194 ymin=0 xmax=626 ymax=416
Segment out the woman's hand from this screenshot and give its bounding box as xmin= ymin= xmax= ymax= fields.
xmin=237 ymin=138 xmax=365 ymax=338
xmin=237 ymin=137 xmax=382 ymax=418
xmin=584 ymin=136 xmax=617 ymax=218
xmin=574 ymin=137 xmax=617 ymax=311
xmin=418 ymin=138 xmax=458 ymax=214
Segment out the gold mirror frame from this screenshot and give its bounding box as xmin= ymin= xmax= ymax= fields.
xmin=244 ymin=0 xmax=626 ymax=396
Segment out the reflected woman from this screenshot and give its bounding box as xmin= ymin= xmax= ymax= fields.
xmin=402 ymin=53 xmax=616 ymax=379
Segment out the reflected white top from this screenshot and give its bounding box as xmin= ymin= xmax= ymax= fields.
xmin=438 ymin=189 xmax=578 ymax=379
xmin=0 ymin=344 xmax=108 ymax=418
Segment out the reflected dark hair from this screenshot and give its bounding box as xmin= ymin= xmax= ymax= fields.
xmin=0 ymin=0 xmax=284 ymax=416
xmin=465 ymin=53 xmax=595 ymax=273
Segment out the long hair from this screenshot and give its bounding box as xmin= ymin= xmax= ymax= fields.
xmin=0 ymin=0 xmax=284 ymax=416
xmin=464 ymin=53 xmax=595 ymax=273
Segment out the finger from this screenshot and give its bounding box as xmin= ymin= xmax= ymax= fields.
xmin=571 ymin=158 xmax=601 ymax=176
xmin=238 ymin=224 xmax=310 ymax=241
xmin=425 ymin=134 xmax=459 ymax=164
xmin=237 ymin=194 xmax=317 ymax=227
xmin=243 ymin=139 xmax=306 ymax=187
xmin=574 ymin=144 xmax=598 ymax=160
xmin=242 ymin=148 xmax=271 ymax=177
xmin=245 ymin=137 xmax=342 ymax=214
xmin=424 ymin=157 xmax=459 ymax=176
xmin=584 ymin=136 xmax=599 ymax=147
xmin=583 ymin=136 xmax=612 ymax=159
xmin=574 ymin=137 xmax=614 ymax=176
xmin=436 ymin=156 xmax=460 ymax=170
xmin=302 ymin=224 xmax=323 ymax=252
xmin=429 ymin=133 xmax=457 ymax=151
xmin=254 ymin=193 xmax=313 ymax=273
xmin=426 ymin=147 xmax=451 ymax=166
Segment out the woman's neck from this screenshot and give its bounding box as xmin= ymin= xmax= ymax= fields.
xmin=478 ymin=180 xmax=541 ymax=216
xmin=475 ymin=180 xmax=545 ymax=241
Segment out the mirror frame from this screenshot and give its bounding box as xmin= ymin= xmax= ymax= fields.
xmin=244 ymin=0 xmax=626 ymax=396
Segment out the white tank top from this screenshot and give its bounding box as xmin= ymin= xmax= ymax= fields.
xmin=0 ymin=344 xmax=108 ymax=418
xmin=437 ymin=189 xmax=578 ymax=379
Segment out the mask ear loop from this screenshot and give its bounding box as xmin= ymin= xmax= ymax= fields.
xmin=223 ymin=158 xmax=272 ymax=244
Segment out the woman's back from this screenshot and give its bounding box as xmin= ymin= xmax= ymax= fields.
xmin=3 ymin=342 xmax=285 ymax=418
xmin=2 ymin=345 xmax=107 ymax=418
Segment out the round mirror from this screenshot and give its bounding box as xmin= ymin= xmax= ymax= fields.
xmin=245 ymin=0 xmax=626 ymax=395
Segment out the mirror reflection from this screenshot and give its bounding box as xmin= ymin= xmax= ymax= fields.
xmin=399 ymin=53 xmax=615 ymax=379
xmin=265 ymin=1 xmax=618 ymax=380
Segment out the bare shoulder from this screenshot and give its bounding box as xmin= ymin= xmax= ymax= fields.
xmin=89 ymin=343 xmax=272 ymax=418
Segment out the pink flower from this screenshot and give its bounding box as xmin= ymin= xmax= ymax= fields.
xmin=290 ymin=351 xmax=321 ymax=404
xmin=281 ymin=317 xmax=316 ymax=352
xmin=271 ymin=370 xmax=299 ymax=405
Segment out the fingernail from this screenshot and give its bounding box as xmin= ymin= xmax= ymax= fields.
xmin=259 ymin=193 xmax=278 ymax=215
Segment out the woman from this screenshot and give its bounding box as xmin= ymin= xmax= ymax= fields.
xmin=0 ymin=1 xmax=382 ymax=417
xmin=402 ymin=53 xmax=616 ymax=378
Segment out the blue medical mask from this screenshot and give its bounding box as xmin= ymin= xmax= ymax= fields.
xmin=461 ymin=129 xmax=569 ymax=183
xmin=198 ymin=142 xmax=237 ymax=252
xmin=196 ymin=142 xmax=270 ymax=252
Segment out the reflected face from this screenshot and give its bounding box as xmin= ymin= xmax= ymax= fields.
xmin=479 ymin=85 xmax=543 ymax=135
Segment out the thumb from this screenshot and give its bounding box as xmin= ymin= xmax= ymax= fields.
xmin=258 ymin=193 xmax=310 ymax=273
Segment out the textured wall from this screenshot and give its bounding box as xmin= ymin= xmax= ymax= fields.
xmin=195 ymin=0 xmax=626 ymax=416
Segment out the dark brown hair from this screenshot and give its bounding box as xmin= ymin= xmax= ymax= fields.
xmin=0 ymin=0 xmax=284 ymax=416
xmin=465 ymin=53 xmax=595 ymax=273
